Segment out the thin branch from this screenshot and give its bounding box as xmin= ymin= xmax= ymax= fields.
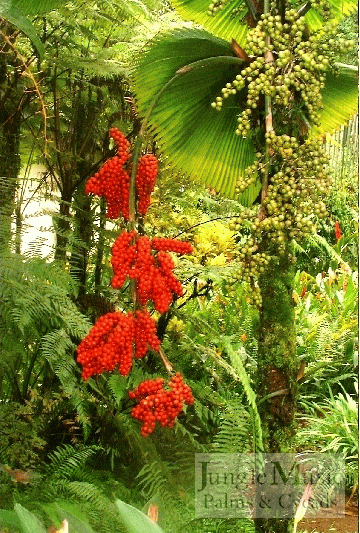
xmin=177 ymin=279 xmax=213 ymax=311
xmin=297 ymin=1 xmax=312 ymax=17
xmin=243 ymin=0 xmax=262 ymax=23
xmin=258 ymin=4 xmax=274 ymax=222
xmin=158 ymin=346 xmax=173 ymax=374
xmin=173 ymin=215 xmax=235 ymax=239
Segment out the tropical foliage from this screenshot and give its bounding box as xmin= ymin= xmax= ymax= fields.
xmin=0 ymin=0 xmax=358 ymax=532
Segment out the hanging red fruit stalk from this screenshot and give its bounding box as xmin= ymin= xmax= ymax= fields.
xmin=129 ymin=373 xmax=194 ymax=437
xmin=77 ymin=128 xmax=194 ymax=435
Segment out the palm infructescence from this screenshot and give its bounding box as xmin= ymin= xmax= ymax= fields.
xmin=132 ymin=0 xmax=358 ymax=531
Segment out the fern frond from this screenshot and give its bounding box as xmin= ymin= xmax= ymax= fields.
xmin=212 ymin=399 xmax=251 ymax=453
xmin=210 ymin=340 xmax=264 ymax=454
xmin=45 ymin=444 xmax=102 ymax=479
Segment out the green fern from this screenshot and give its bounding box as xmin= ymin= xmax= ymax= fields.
xmin=0 ymin=252 xmax=92 ymax=431
xmin=18 ymin=444 xmax=128 ymax=533
xmin=44 ymin=444 xmax=102 ymax=479
xmin=212 ymin=399 xmax=251 ymax=453
xmin=212 ymin=340 xmax=264 ymax=454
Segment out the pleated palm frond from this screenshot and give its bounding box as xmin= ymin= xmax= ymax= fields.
xmin=134 ymin=28 xmax=257 ymax=200
xmin=171 ymin=0 xmax=249 ymax=43
xmin=171 ymin=0 xmax=358 ymax=41
xmin=134 ymin=28 xmax=358 ymax=200
xmin=8 ymin=0 xmax=66 ymax=15
xmin=311 ymin=66 xmax=359 ymax=136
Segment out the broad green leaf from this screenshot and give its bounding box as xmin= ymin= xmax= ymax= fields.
xmin=134 ymin=28 xmax=256 ymax=198
xmin=115 ymin=499 xmax=165 ymax=533
xmin=0 ymin=509 xmax=22 ymax=530
xmin=311 ymin=66 xmax=359 ymax=136
xmin=171 ymin=0 xmax=248 ymax=44
xmin=8 ymin=0 xmax=66 ymax=16
xmin=14 ymin=504 xmax=48 ymax=533
xmin=39 ymin=501 xmax=94 ymax=532
xmin=170 ymin=0 xmax=358 ymax=40
xmin=37 ymin=503 xmax=62 ymax=530
xmin=55 ymin=505 xmax=96 ymax=533
xmin=0 ymin=1 xmax=44 ymax=57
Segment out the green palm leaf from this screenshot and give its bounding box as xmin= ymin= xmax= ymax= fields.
xmin=311 ymin=66 xmax=359 ymax=136
xmin=0 ymin=1 xmax=44 ymax=57
xmin=8 ymin=0 xmax=66 ymax=16
xmin=134 ymin=28 xmax=357 ymax=199
xmin=171 ymin=0 xmax=358 ymax=40
xmin=134 ymin=28 xmax=256 ymax=198
xmin=171 ymin=0 xmax=249 ymax=44
xmin=115 ymin=499 xmax=165 ymax=533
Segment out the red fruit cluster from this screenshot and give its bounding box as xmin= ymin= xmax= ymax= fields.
xmin=109 ymin=127 xmax=130 ymax=164
xmin=134 ymin=309 xmax=161 ymax=359
xmin=151 ymin=237 xmax=193 ymax=255
xmin=111 ymin=230 xmax=137 ymax=288
xmin=76 ymin=310 xmax=160 ymax=380
xmin=85 ymin=129 xmax=130 ymax=219
xmin=110 ymin=232 xmax=193 ymax=313
xmin=85 ymin=128 xmax=159 ymax=220
xmin=129 ymin=373 xmax=194 ymax=436
xmin=136 ymin=154 xmax=158 ymax=215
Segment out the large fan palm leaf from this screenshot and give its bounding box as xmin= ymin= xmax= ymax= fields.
xmin=170 ymin=0 xmax=358 ymax=41
xmin=134 ymin=28 xmax=257 ymax=200
xmin=134 ymin=28 xmax=358 ymax=199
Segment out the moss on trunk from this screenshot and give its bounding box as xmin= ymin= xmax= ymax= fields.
xmin=256 ymin=250 xmax=298 ymax=452
xmin=254 ymin=250 xmax=297 ymax=533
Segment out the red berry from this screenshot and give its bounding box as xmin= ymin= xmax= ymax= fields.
xmin=129 ymin=373 xmax=194 ymax=436
xmin=85 ymin=129 xmax=131 ymax=220
xmin=136 ymin=154 xmax=158 ymax=215
xmin=76 ymin=310 xmax=160 ymax=380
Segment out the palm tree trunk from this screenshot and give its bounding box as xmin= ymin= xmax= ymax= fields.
xmin=254 ymin=249 xmax=297 ymax=533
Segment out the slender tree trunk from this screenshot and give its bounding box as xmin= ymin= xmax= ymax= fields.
xmin=0 ymin=109 xmax=21 ymax=250
xmin=15 ymin=203 xmax=22 ymax=254
xmin=53 ymin=188 xmax=72 ymax=261
xmin=254 ymin=249 xmax=297 ymax=533
xmin=69 ymin=183 xmax=93 ymax=296
xmin=94 ymin=198 xmax=106 ymax=291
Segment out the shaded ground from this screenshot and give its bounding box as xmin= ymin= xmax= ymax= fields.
xmin=299 ymin=500 xmax=358 ymax=533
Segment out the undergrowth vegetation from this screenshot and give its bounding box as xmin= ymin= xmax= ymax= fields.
xmin=0 ymin=0 xmax=358 ymax=533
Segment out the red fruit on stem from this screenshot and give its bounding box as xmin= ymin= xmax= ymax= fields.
xmin=129 ymin=373 xmax=194 ymax=436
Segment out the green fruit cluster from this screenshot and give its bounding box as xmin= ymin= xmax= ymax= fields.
xmin=231 ymin=135 xmax=331 ymax=245
xmin=309 ymin=0 xmax=332 ymax=20
xmin=214 ymin=6 xmax=345 ymax=307
xmin=229 ymin=135 xmax=331 ymax=306
xmin=211 ymin=9 xmax=354 ymax=135
xmin=207 ymin=0 xmax=227 ymax=16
